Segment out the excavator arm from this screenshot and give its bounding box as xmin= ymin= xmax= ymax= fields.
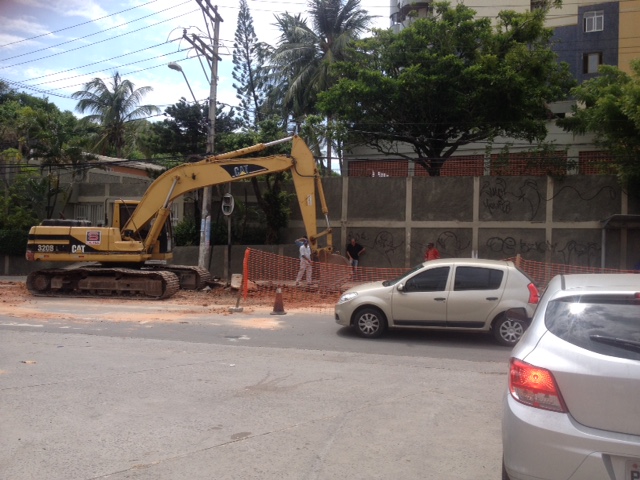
xmin=123 ymin=135 xmax=334 ymax=257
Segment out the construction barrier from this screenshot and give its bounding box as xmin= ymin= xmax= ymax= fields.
xmin=509 ymin=255 xmax=637 ymax=292
xmin=239 ymin=249 xmax=637 ymax=312
xmin=240 ymin=248 xmax=409 ymax=312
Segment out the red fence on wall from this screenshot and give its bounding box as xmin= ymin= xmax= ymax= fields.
xmin=347 ymin=151 xmax=615 ymax=177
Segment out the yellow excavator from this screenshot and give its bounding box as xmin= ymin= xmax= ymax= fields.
xmin=25 ymin=135 xmax=344 ymax=299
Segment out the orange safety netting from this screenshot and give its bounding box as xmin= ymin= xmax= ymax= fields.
xmin=239 ymin=249 xmax=637 ymax=312
xmin=508 ymin=255 xmax=637 ymax=292
xmin=240 ymin=248 xmax=409 ymax=312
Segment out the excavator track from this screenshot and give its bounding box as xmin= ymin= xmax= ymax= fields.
xmin=26 ymin=267 xmax=180 ymax=300
xmin=146 ymin=265 xmax=212 ymax=290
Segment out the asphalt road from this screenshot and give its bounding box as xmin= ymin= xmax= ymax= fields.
xmin=0 ymin=295 xmax=511 ymax=480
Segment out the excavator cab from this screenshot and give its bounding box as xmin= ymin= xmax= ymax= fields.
xmin=112 ymin=200 xmax=173 ymax=254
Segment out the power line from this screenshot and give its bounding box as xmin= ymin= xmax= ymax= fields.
xmin=0 ymin=7 xmax=200 ymax=70
xmin=0 ymin=76 xmax=75 ymax=99
xmin=2 ymin=0 xmax=638 ymax=114
xmin=0 ymin=0 xmax=161 ymax=48
xmin=25 ymin=41 xmax=183 ymax=86
xmin=6 ymin=15 xmax=640 ymax=78
xmin=0 ymin=0 xmax=192 ymax=63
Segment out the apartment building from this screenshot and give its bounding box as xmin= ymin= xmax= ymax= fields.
xmin=344 ymin=0 xmax=639 ymax=176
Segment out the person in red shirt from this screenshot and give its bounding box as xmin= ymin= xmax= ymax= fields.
xmin=424 ymin=242 xmax=441 ymax=261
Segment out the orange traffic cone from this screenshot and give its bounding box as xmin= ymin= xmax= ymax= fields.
xmin=270 ymin=287 xmax=286 ymax=315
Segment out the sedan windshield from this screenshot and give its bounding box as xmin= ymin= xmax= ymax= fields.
xmin=382 ymin=264 xmax=424 ymax=287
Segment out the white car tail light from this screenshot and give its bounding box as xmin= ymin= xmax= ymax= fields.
xmin=527 ymin=283 xmax=540 ymax=304
xmin=509 ymin=358 xmax=567 ymax=413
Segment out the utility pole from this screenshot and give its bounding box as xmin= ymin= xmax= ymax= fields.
xmin=184 ymin=1 xmax=223 ymax=270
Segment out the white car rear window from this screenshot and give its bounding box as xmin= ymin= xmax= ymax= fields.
xmin=545 ymin=294 xmax=640 ymax=361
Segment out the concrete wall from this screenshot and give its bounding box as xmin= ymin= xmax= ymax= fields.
xmin=4 ymin=174 xmax=638 ymax=277
xmin=323 ymin=174 xmax=638 ymax=271
xmin=619 ymin=0 xmax=640 ymax=73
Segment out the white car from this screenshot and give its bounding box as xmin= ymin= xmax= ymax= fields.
xmin=502 ymin=273 xmax=640 ymax=480
xmin=335 ymin=258 xmax=539 ymax=346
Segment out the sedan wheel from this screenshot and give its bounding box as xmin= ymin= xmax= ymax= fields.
xmin=494 ymin=315 xmax=526 ymax=346
xmin=354 ymin=307 xmax=387 ymax=338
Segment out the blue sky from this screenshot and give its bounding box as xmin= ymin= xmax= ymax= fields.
xmin=0 ymin=0 xmax=392 ymax=120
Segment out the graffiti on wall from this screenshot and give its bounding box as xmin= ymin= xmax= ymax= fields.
xmin=480 ymin=178 xmax=543 ymax=220
xmin=556 ymin=240 xmax=601 ymax=266
xmin=486 ymin=237 xmax=552 ymax=255
xmin=347 ymin=231 xmax=601 ymax=266
xmin=347 ymin=231 xmax=405 ymax=266
xmin=348 ymin=230 xmax=471 ymax=264
xmin=486 ymin=236 xmax=601 ymax=266
xmin=433 ymin=231 xmax=471 ymax=258
xmin=552 ymin=184 xmax=617 ymax=202
xmin=480 ymin=178 xmax=619 ymax=221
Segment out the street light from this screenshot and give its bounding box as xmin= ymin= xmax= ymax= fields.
xmin=168 ymin=61 xmax=211 ymax=270
xmin=167 ymin=62 xmax=198 ymax=104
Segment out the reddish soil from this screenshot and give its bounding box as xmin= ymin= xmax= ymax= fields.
xmin=0 ymin=280 xmax=328 ymax=324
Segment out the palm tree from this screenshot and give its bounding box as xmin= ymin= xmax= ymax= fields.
xmin=72 ymin=72 xmax=159 ymax=157
xmin=268 ymin=0 xmax=373 ymax=172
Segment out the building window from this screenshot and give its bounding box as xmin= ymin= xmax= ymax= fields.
xmin=583 ymin=52 xmax=603 ymax=74
xmin=75 ymin=203 xmax=105 ymax=227
xmin=584 ymin=11 xmax=604 ymax=32
xmin=530 ymin=0 xmax=548 ymax=10
xmin=170 ymin=203 xmax=180 ymax=226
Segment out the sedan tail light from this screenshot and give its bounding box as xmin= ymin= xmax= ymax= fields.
xmin=509 ymin=358 xmax=567 ymax=413
xmin=527 ymin=283 xmax=540 ymax=304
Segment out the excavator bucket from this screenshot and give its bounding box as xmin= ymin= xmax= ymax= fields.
xmin=317 ymin=251 xmax=350 ymax=266
xmin=316 ymin=250 xmax=352 ymax=291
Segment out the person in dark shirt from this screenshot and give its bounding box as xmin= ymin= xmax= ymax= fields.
xmin=346 ymin=238 xmax=366 ymax=275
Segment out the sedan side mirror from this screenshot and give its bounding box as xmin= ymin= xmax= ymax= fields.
xmin=397 ymin=283 xmax=404 ymax=292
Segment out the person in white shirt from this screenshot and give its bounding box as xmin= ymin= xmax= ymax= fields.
xmin=295 ymin=236 xmax=312 ymax=286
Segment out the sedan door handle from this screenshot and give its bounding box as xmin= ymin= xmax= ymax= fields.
xmin=434 ymin=297 xmax=446 ymax=302
xmin=486 ymin=297 xmax=499 ymax=301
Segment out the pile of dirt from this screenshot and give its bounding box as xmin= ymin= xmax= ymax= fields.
xmin=0 ymin=280 xmax=243 ymax=306
xmin=0 ymin=280 xmax=322 ymax=313
xmin=0 ymin=281 xmax=28 ymax=307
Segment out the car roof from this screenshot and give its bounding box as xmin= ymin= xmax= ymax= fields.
xmin=551 ymin=273 xmax=640 ymax=293
xmin=421 ymin=258 xmax=515 ymax=268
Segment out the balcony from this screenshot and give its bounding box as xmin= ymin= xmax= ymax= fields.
xmin=393 ymin=0 xmax=432 ymax=24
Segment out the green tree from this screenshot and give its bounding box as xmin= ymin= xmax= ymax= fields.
xmin=149 ymin=99 xmax=208 ymax=157
xmin=318 ymin=2 xmax=576 ymax=176
xmin=0 ymin=82 xmax=93 ymax=219
xmin=147 ymin=99 xmax=241 ymax=159
xmin=72 ymin=72 xmax=160 ymax=157
xmin=214 ymin=121 xmax=293 ymax=244
xmin=268 ymin=0 xmax=373 ymax=172
xmin=263 ymin=13 xmax=314 ymax=129
xmin=558 ymin=60 xmax=640 ymax=184
xmin=0 ymin=163 xmax=47 ymax=231
xmin=232 ymin=0 xmax=269 ymax=129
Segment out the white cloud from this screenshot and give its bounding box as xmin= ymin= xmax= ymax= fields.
xmin=1 ymin=0 xmax=391 ymax=119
